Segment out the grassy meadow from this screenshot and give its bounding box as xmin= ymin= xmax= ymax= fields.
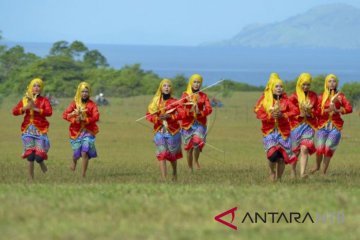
xmin=0 ymin=92 xmax=359 ymax=240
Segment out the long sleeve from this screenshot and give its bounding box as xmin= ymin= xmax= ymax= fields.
xmin=63 ymin=102 xmax=76 ymax=122
xmin=199 ymin=94 xmax=212 ymax=117
xmin=85 ymin=103 xmax=100 ymax=124
xmin=339 ymin=94 xmax=352 ymax=115
xmin=12 ymin=100 xmax=24 ymax=116
xmin=39 ymin=98 xmax=52 ymax=117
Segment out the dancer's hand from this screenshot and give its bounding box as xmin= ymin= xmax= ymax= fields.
xmin=159 ymin=113 xmax=170 ymax=120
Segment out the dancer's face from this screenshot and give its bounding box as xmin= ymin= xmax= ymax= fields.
xmin=302 ymin=82 xmax=311 ymax=92
xmin=192 ymin=80 xmax=201 ymax=91
xmin=273 ymin=83 xmax=283 ymax=96
xmin=32 ymin=83 xmax=41 ymax=95
xmin=162 ymin=83 xmax=171 ymax=94
xmin=81 ymin=88 xmax=89 ymax=100
xmin=327 ymin=78 xmax=337 ymax=90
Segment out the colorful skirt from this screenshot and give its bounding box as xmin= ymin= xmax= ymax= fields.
xmin=181 ymin=121 xmax=207 ymax=151
xmin=21 ymin=124 xmax=50 ymax=160
xmin=291 ymin=123 xmax=316 ymax=155
xmin=263 ymin=129 xmax=297 ymax=164
xmin=154 ymin=130 xmax=182 ymax=161
xmin=70 ymin=130 xmax=97 ymax=160
xmin=316 ymin=123 xmax=341 ymax=157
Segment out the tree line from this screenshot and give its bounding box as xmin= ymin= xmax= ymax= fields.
xmin=1 ymin=33 xmax=359 ymax=104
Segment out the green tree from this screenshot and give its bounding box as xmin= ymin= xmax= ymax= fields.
xmin=49 ymin=40 xmax=70 ymax=56
xmin=69 ymin=41 xmax=88 ymax=60
xmin=341 ymin=82 xmax=360 ymax=105
xmin=83 ymin=50 xmax=108 ymax=68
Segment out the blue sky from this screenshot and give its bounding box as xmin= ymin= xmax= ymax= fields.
xmin=1 ymin=0 xmax=360 ymax=45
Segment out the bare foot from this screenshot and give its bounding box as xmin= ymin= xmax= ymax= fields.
xmin=291 ymin=170 xmax=297 ymax=179
xmin=195 ymin=161 xmax=201 ymax=169
xmin=172 ymin=175 xmax=177 ymax=182
xmin=300 ymin=173 xmax=309 ymax=179
xmin=188 ymin=167 xmax=193 ymax=173
xmin=70 ymin=160 xmax=77 ymax=171
xmin=269 ymin=172 xmax=276 ymax=182
xmin=309 ymin=167 xmax=319 ymax=174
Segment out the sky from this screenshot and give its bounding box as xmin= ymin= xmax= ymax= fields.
xmin=1 ymin=0 xmax=360 ymax=46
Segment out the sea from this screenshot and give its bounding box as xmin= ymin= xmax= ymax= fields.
xmin=3 ymin=41 xmax=360 ymax=86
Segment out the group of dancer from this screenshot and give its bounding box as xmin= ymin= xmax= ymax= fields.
xmin=12 ymin=72 xmax=352 ymax=182
xmin=12 ymin=79 xmax=99 ymax=179
xmin=255 ymin=73 xmax=352 ymax=181
xmin=146 ymin=74 xmax=212 ymax=181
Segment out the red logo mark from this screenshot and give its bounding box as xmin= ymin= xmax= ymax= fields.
xmin=214 ymin=207 xmax=238 ymax=230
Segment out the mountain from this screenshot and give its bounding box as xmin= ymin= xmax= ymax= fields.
xmin=210 ymin=4 xmax=360 ymax=49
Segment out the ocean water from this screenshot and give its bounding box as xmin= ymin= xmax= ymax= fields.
xmin=4 ymin=42 xmax=360 ymax=86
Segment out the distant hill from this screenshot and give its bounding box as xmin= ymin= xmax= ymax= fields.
xmin=209 ymin=3 xmax=360 ymax=49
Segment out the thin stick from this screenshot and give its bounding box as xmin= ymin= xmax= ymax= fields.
xmin=135 ymin=79 xmax=225 ymax=122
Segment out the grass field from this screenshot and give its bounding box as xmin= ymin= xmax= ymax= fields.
xmin=0 ymin=92 xmax=359 ymax=240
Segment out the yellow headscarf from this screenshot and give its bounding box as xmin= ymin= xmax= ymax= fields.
xmin=74 ymin=82 xmax=91 ymax=108
xmin=262 ymin=77 xmax=284 ymax=114
xmin=296 ymin=73 xmax=312 ymax=106
xmin=22 ymin=78 xmax=44 ymax=106
xmin=321 ymin=74 xmax=338 ymax=113
xmin=254 ymin=73 xmax=280 ymax=113
xmin=186 ymin=74 xmax=203 ymax=95
xmin=148 ymin=79 xmax=172 ymax=114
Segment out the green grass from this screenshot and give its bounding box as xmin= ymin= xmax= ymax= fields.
xmin=0 ymin=92 xmax=359 ymax=239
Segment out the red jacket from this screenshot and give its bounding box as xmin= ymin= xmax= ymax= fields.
xmin=63 ymin=100 xmax=100 ymax=139
xmin=12 ymin=96 xmax=52 ymax=134
xmin=255 ymin=94 xmax=297 ymax=139
xmin=146 ymin=98 xmax=182 ymax=135
xmin=289 ymin=91 xmax=318 ymax=130
xmin=316 ymin=92 xmax=352 ymax=130
xmin=180 ymin=92 xmax=212 ymax=129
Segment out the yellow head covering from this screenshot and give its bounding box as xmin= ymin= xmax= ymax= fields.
xmin=263 ymin=77 xmax=284 ymax=114
xmin=148 ymin=79 xmax=172 ymax=114
xmin=74 ymin=82 xmax=91 ymax=108
xmin=186 ymin=74 xmax=203 ymax=95
xmin=296 ymin=73 xmax=312 ymax=106
xmin=22 ymin=78 xmax=44 ymax=105
xmin=321 ymin=74 xmax=338 ymax=113
xmin=254 ymin=73 xmax=280 ymax=113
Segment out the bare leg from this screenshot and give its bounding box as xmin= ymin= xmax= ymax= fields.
xmin=268 ymin=161 xmax=276 ymax=182
xmin=39 ymin=161 xmax=48 ymax=173
xmin=322 ymin=156 xmax=331 ymax=175
xmin=299 ymin=146 xmax=309 ymax=178
xmin=170 ymin=161 xmax=177 ymax=181
xmin=81 ymin=152 xmax=89 ymax=178
xmin=310 ymin=154 xmax=323 ymax=174
xmin=276 ymin=158 xmax=285 ymax=181
xmin=187 ymin=149 xmax=194 ymax=172
xmin=70 ymin=158 xmax=78 ymax=171
xmin=291 ymin=162 xmax=297 ymax=179
xmin=159 ymin=160 xmax=167 ymax=181
xmin=28 ymin=161 xmax=34 ymax=180
xmin=194 ymin=147 xmax=201 ymax=169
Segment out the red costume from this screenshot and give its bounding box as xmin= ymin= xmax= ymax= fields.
xmin=289 ymin=91 xmax=318 ymax=130
xmin=146 ymin=98 xmax=182 ymax=135
xmin=12 ymin=96 xmax=52 ymax=133
xmin=63 ymin=100 xmax=100 ymax=139
xmin=180 ymin=92 xmax=212 ymax=129
xmin=317 ymin=93 xmax=352 ymax=130
xmin=255 ymin=94 xmax=297 ymax=139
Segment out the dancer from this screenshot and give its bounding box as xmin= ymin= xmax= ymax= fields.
xmin=146 ymin=79 xmax=183 ymax=181
xmin=310 ymin=74 xmax=352 ymax=175
xmin=255 ymin=76 xmax=297 ymax=181
xmin=289 ymin=73 xmax=318 ymax=178
xmin=63 ymin=82 xmax=100 ymax=177
xmin=180 ymin=74 xmax=212 ymax=172
xmin=12 ymin=78 xmax=52 ymax=180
